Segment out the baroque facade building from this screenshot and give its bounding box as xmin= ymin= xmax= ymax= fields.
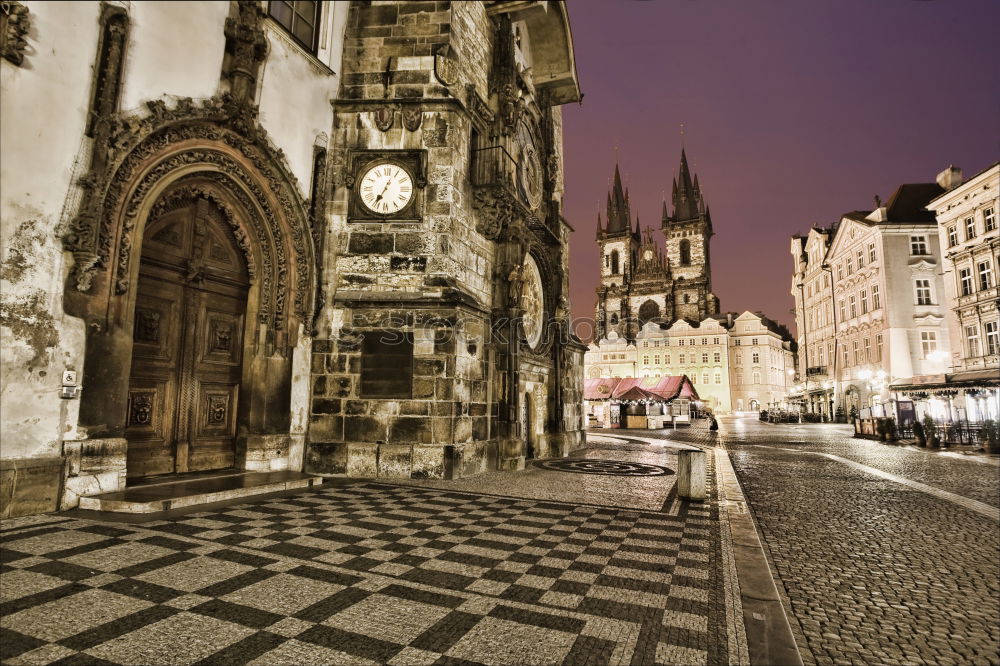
xmin=908 ymin=163 xmax=999 ymax=422
xmin=0 ymin=1 xmax=584 ymax=518
xmin=585 ymin=311 xmax=795 ymax=413
xmin=790 ymin=178 xmax=953 ymax=420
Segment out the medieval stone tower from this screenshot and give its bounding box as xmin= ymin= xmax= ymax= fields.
xmin=663 ymin=149 xmax=718 ymax=321
xmin=594 ymin=149 xmax=720 ymax=342
xmin=594 ymin=165 xmax=640 ymax=339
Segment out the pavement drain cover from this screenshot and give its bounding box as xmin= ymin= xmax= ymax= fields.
xmin=534 ymin=459 xmax=674 ymax=477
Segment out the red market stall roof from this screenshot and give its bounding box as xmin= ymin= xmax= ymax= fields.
xmin=584 ymin=376 xmax=700 ymax=401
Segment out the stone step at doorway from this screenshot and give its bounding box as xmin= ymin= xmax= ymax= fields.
xmin=78 ymin=470 xmax=324 ymax=513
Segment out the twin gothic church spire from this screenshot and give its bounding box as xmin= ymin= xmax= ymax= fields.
xmin=594 ymin=148 xmax=720 ymax=340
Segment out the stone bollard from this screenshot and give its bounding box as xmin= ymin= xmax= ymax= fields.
xmin=677 ymin=449 xmax=707 ymax=501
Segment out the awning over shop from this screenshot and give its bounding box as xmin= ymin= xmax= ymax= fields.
xmin=892 ymin=370 xmax=1000 ymax=393
xmin=583 ymin=376 xmax=700 ymax=402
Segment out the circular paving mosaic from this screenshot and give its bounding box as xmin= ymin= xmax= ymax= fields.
xmin=534 ymin=459 xmax=674 ymax=477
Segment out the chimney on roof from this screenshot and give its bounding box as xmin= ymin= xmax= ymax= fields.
xmin=936 ymin=165 xmax=963 ymax=191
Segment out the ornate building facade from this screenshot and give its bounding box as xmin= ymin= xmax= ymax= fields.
xmin=0 ymin=1 xmax=585 ymax=518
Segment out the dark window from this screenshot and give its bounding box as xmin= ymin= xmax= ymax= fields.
xmin=269 ymin=1 xmax=319 ymax=52
xmin=610 ymin=250 xmax=620 ymax=275
xmin=360 ymin=330 xmax=413 ymax=398
xmin=679 ymin=238 xmax=691 ymax=265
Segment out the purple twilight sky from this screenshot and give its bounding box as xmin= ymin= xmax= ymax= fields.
xmin=560 ymin=0 xmax=1000 ymax=341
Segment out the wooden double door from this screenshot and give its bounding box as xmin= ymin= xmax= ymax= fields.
xmin=125 ymin=198 xmax=249 ymax=479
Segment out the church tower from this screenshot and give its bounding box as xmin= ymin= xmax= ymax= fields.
xmin=594 ymin=164 xmax=640 ymax=340
xmin=662 ymin=149 xmax=719 ymax=320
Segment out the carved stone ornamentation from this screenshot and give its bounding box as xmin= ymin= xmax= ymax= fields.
xmin=466 ymin=83 xmax=495 ymax=128
xmin=373 ymin=105 xmax=394 ymax=131
xmin=61 ymin=93 xmax=313 ymax=335
xmin=1 ymin=1 xmax=30 ymax=66
xmin=498 ymin=83 xmax=523 ymax=137
xmin=472 ymin=186 xmax=515 ymax=241
xmin=222 ymin=0 xmax=268 ymax=103
xmin=401 ymin=106 xmax=422 ymax=132
xmin=433 ymin=46 xmax=456 ymax=86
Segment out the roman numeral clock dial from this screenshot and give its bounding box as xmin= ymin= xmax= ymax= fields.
xmin=358 ymin=162 xmax=413 ymax=216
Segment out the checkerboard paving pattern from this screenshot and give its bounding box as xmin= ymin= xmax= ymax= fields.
xmin=1 ymin=482 xmax=717 ymax=665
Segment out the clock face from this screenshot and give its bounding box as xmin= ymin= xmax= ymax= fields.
xmin=521 ymin=255 xmax=544 ymax=349
xmin=358 ymin=162 xmax=413 ymax=215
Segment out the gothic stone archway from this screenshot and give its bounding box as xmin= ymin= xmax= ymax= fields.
xmin=63 ymin=99 xmax=315 ymax=480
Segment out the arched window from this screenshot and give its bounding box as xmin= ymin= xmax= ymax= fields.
xmin=680 ymin=238 xmax=691 ymax=265
xmin=610 ymin=250 xmax=620 ymax=274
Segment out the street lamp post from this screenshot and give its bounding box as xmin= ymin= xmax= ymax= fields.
xmin=820 ymin=262 xmax=839 ymax=422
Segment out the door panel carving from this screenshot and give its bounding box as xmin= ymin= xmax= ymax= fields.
xmin=126 ymin=197 xmax=249 ymax=479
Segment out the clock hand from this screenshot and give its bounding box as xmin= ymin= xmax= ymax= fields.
xmin=375 ymin=177 xmax=393 ymax=202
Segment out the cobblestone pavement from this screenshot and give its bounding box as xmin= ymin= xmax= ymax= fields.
xmin=632 ymin=417 xmax=1000 ymax=666
xmin=0 ymin=436 xmax=731 ymax=666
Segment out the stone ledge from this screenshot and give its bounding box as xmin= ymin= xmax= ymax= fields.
xmin=1 ymin=456 xmax=64 ymax=519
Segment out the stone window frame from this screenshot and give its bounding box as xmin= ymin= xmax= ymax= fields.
xmin=914 ymin=279 xmax=933 ymax=306
xmin=984 ymin=206 xmax=997 ymax=232
xmin=909 ymin=235 xmax=928 ymax=256
xmin=947 ymin=225 xmax=959 ymax=247
xmin=960 ymin=267 xmax=974 ymax=296
xmin=978 ymin=260 xmax=994 ymax=291
xmin=965 ymin=216 xmax=977 ymax=241
xmin=984 ymin=321 xmax=999 ymax=356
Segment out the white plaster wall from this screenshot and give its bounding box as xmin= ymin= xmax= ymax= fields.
xmin=258 ymin=15 xmax=346 ymax=193
xmin=120 ymin=1 xmax=228 ymax=112
xmin=1 ymin=1 xmax=100 ymax=460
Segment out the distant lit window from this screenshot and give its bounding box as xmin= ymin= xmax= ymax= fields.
xmin=985 ymin=321 xmax=999 ymax=356
xmin=965 ymin=216 xmax=976 ymax=241
xmin=966 ymin=325 xmax=981 ymax=357
xmin=979 ymin=261 xmax=994 ymax=291
xmin=679 ymin=354 xmax=686 ymax=364
xmin=871 ymin=284 xmax=880 ymax=310
xmin=268 ymin=1 xmax=320 ymax=52
xmin=920 ymin=331 xmax=937 ymax=358
xmin=875 ymin=334 xmax=883 ymax=362
xmin=852 ymin=340 xmax=859 ymax=364
xmin=947 ymin=226 xmax=958 ymax=247
xmin=915 ymin=279 xmax=932 ymax=305
xmin=702 ymin=373 xmax=709 ymax=384
xmin=868 ymin=242 xmax=876 ymax=263
xmin=860 ymin=290 xmax=868 ymax=314
xmin=857 ymin=249 xmax=865 ymax=268
xmin=849 ymin=294 xmax=857 ymax=318
xmin=909 ymin=236 xmax=928 ymax=256
xmin=960 ymin=268 xmax=974 ymax=296
xmin=715 ymin=372 xmax=722 ymax=384
xmin=863 ymin=337 xmax=871 ymax=362
xmin=847 ymin=257 xmax=854 ymax=275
